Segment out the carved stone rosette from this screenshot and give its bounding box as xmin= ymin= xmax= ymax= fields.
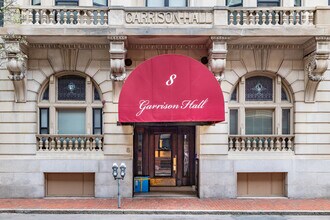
xmin=304 ymin=37 xmax=330 ymax=103
xmin=208 ymin=36 xmax=229 ymax=82
xmin=109 ymin=36 xmax=127 ymax=81
xmin=2 ymin=35 xmax=28 ymax=102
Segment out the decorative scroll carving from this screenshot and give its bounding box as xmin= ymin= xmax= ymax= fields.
xmin=208 ymin=37 xmax=228 ymax=82
xmin=304 ymin=38 xmax=330 ymax=103
xmin=109 ymin=36 xmax=127 ymax=81
xmin=1 ymin=35 xmax=28 ymax=102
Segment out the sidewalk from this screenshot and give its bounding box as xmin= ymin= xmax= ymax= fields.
xmin=0 ymin=198 xmax=330 ymax=215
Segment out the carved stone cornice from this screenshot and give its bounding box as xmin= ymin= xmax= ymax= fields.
xmin=1 ymin=34 xmax=28 ymax=102
xmin=128 ymin=44 xmax=207 ymax=50
xmin=208 ymin=36 xmax=228 ymax=82
xmin=109 ymin=36 xmax=127 ymax=81
xmin=228 ymin=44 xmax=304 ymax=50
xmin=304 ymin=37 xmax=330 ymax=103
xmin=29 ymin=43 xmax=109 ymax=50
xmin=108 ymin=36 xmax=128 ymax=41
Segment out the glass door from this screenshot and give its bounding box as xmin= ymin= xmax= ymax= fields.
xmin=154 ymin=133 xmax=173 ymax=177
xmin=133 ymin=126 xmax=195 ymax=187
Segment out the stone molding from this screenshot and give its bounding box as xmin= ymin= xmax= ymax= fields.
xmin=29 ymin=43 xmax=109 ymax=49
xmin=61 ymin=48 xmax=78 ymax=71
xmin=128 ymin=44 xmax=207 ymax=50
xmin=304 ymin=37 xmax=330 ymax=103
xmin=228 ymin=44 xmax=304 ymax=50
xmin=109 ymin=36 xmax=127 ymax=81
xmin=208 ymin=36 xmax=228 ymax=82
xmin=2 ymin=35 xmax=28 ymax=102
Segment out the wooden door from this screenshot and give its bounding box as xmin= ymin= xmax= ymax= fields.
xmin=134 ymin=126 xmax=195 ymax=187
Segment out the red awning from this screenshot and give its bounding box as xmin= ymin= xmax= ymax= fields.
xmin=118 ymin=54 xmax=225 ymax=124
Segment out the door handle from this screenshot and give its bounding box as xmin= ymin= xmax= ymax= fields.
xmin=173 ymin=155 xmax=177 ymax=174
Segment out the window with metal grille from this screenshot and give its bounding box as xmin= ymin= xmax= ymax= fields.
xmin=58 ymin=75 xmax=86 ymax=101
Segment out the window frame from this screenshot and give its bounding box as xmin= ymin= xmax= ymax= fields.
xmin=31 ymin=0 xmax=41 ymax=5
xmin=55 ymin=0 xmax=79 ymax=6
xmin=146 ymin=0 xmax=188 ymax=7
xmin=38 ymin=73 xmax=103 ymax=135
xmin=257 ymin=0 xmax=281 ymax=7
xmin=93 ymin=0 xmax=108 ymax=6
xmin=93 ymin=108 xmax=103 ymax=134
xmin=0 ymin=0 xmax=3 ymax=27
xmin=226 ymin=0 xmax=243 ymax=7
xmin=294 ymin=0 xmax=301 ymax=7
xmin=228 ymin=74 xmax=293 ymax=136
xmin=39 ymin=108 xmax=49 ymax=134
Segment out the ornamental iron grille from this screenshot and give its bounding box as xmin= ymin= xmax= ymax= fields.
xmin=58 ymin=75 xmax=86 ymax=101
xmin=245 ymin=76 xmax=273 ymax=101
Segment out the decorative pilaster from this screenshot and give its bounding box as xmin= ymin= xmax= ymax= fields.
xmin=2 ymin=35 xmax=28 ymax=102
xmin=304 ymin=37 xmax=330 ymax=103
xmin=208 ymin=36 xmax=229 ymax=82
xmin=109 ymin=36 xmax=127 ymax=81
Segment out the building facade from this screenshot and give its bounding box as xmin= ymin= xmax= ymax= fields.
xmin=0 ymin=0 xmax=330 ymax=198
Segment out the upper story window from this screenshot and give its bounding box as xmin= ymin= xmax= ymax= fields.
xmin=93 ymin=0 xmax=107 ymax=6
xmin=245 ymin=76 xmax=273 ymax=101
xmin=0 ymin=0 xmax=3 ymax=27
xmin=294 ymin=0 xmax=301 ymax=6
xmin=32 ymin=0 xmax=41 ymax=5
xmin=58 ymin=75 xmax=85 ymax=101
xmin=227 ymin=0 xmax=243 ymax=7
xmin=257 ymin=0 xmax=280 ymax=6
xmin=55 ymin=0 xmax=79 ymax=6
xmin=39 ymin=74 xmax=103 ymax=135
xmin=229 ymin=74 xmax=293 ymax=136
xmin=146 ymin=0 xmax=187 ymax=7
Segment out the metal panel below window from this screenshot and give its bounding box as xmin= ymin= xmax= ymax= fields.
xmin=45 ymin=173 xmax=95 ymax=197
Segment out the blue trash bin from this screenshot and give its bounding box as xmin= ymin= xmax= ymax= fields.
xmin=134 ymin=176 xmax=149 ymax=193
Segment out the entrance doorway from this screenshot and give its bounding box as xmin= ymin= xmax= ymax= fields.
xmin=134 ymin=126 xmax=196 ymax=192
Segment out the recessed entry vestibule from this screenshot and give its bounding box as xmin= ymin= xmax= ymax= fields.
xmin=133 ymin=126 xmax=198 ymax=196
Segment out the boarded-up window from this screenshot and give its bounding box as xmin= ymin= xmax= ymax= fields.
xmin=45 ymin=173 xmax=94 ymax=197
xmin=237 ymin=173 xmax=285 ymax=197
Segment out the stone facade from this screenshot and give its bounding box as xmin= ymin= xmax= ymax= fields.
xmin=0 ymin=0 xmax=329 ymax=198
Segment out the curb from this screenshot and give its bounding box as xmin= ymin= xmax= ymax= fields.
xmin=0 ymin=209 xmax=330 ymax=215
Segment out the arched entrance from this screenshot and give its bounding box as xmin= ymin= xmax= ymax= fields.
xmin=118 ymin=54 xmax=225 ymax=195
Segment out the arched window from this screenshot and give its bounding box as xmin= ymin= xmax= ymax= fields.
xmin=38 ymin=74 xmax=103 ymax=136
xmin=229 ymin=74 xmax=293 ymax=136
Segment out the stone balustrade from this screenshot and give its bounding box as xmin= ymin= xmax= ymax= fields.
xmin=36 ymin=135 xmax=103 ymax=152
xmin=21 ymin=7 xmax=108 ymax=25
xmin=12 ymin=7 xmax=317 ymax=27
xmin=228 ymin=135 xmax=294 ymax=152
xmin=228 ymin=8 xmax=314 ymax=26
